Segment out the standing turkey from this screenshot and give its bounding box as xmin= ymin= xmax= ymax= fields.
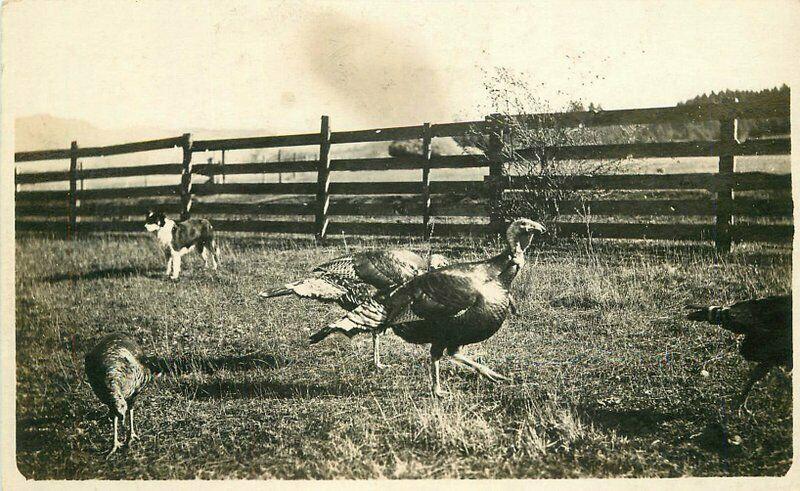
xmin=259 ymin=249 xmax=449 ymax=369
xmin=310 ymin=219 xmax=546 ymax=396
xmin=686 ymin=294 xmax=792 ymax=412
xmin=84 ymin=332 xmax=153 ymax=456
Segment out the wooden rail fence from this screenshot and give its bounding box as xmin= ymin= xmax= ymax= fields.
xmin=14 ymin=99 xmax=792 ymax=251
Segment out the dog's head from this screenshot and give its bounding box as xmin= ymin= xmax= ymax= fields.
xmin=144 ymin=210 xmax=167 ymax=232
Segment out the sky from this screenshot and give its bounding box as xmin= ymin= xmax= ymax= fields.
xmin=3 ymin=0 xmax=799 ymax=134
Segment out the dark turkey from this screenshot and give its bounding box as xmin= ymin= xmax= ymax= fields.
xmin=259 ymin=249 xmax=448 ymax=369
xmin=686 ymin=294 xmax=792 ymax=410
xmin=310 ymin=219 xmax=546 ymax=396
xmin=84 ymin=332 xmax=153 ymax=456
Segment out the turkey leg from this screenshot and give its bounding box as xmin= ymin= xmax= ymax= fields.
xmin=128 ymin=408 xmax=138 ymax=441
xmin=107 ymin=415 xmax=123 ymax=457
xmin=372 ymin=331 xmax=387 ymax=370
xmin=430 ymin=345 xmax=448 ymax=397
xmin=450 ymin=352 xmax=510 ymax=383
xmin=737 ymin=362 xmax=772 ymax=413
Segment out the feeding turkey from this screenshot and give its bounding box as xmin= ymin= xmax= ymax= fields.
xmin=310 ymin=219 xmax=546 ymax=397
xmin=686 ymin=294 xmax=792 ymax=413
xmin=84 ymin=332 xmax=155 ymax=456
xmin=259 ymin=249 xmax=449 ymax=369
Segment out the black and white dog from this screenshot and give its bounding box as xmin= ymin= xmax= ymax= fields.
xmin=144 ymin=211 xmax=220 ymax=280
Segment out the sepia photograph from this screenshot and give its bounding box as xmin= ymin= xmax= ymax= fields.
xmin=1 ymin=0 xmax=798 ymax=486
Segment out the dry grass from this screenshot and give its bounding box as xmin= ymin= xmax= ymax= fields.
xmin=15 ymin=233 xmax=792 ymax=479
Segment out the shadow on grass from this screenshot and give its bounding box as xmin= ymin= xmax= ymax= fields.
xmin=141 ymin=352 xmax=282 ymax=376
xmin=16 ymin=415 xmax=65 ymax=429
xmin=45 ymin=266 xmax=157 ymax=283
xmin=16 ymin=410 xmax=93 ymax=455
xmin=578 ymin=405 xmax=682 ymax=437
xmin=178 ymin=378 xmax=354 ymax=400
xmin=17 ymin=425 xmax=57 ymax=454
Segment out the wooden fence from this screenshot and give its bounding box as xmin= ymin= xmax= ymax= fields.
xmin=14 ymin=99 xmax=792 ymax=251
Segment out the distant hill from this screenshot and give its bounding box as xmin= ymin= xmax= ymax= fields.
xmin=14 ymin=114 xmax=475 ymax=167
xmin=14 ymin=114 xmax=284 ymax=152
xmin=15 ymin=114 xmax=108 ymax=151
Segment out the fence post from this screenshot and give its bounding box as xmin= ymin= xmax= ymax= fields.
xmin=221 ymin=150 xmax=226 ymax=184
xmin=421 ymin=122 xmax=433 ymax=240
xmin=180 ymin=133 xmax=193 ymax=220
xmin=315 ymin=115 xmax=332 ymax=242
xmin=78 ymin=160 xmax=84 ymax=227
xmin=485 ymin=114 xmax=506 ymax=235
xmin=207 ymin=158 xmax=215 ymax=185
xmin=68 ymin=141 xmax=78 ymax=240
xmin=716 ymin=118 xmax=738 ymax=252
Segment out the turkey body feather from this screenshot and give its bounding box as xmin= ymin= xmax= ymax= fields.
xmin=313 ymin=249 xmax=431 ymax=291
xmin=686 ymin=295 xmax=791 ymax=366
xmin=378 ymin=257 xmax=513 ymax=348
xmin=260 ymin=249 xmax=442 ymax=308
xmin=85 ymin=334 xmax=150 ymax=407
xmin=686 ymin=294 xmax=792 ymax=411
xmin=84 ymin=332 xmax=151 ymax=456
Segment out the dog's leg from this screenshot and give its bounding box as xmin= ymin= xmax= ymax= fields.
xmin=210 ymin=240 xmax=219 ymax=270
xmin=165 ymin=250 xmax=173 ymax=277
xmin=170 ymin=251 xmax=182 ymax=280
xmin=201 ymin=245 xmax=210 ymax=269
xmin=204 ymin=239 xmax=219 ymax=270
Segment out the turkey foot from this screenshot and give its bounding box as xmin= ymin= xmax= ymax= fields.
xmin=107 ymin=415 xmax=124 ymax=458
xmin=127 ymin=408 xmax=139 ymax=442
xmin=372 ymin=332 xmax=392 ymax=370
xmin=432 ymin=387 xmax=450 ymax=398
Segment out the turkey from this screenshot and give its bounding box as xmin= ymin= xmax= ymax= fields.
xmin=686 ymin=294 xmax=792 ymax=412
xmin=259 ymin=249 xmax=449 ymax=369
xmin=84 ymin=332 xmax=154 ymax=456
xmin=310 ymin=218 xmax=546 ymax=397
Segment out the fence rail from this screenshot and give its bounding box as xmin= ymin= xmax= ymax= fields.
xmin=14 ymin=99 xmax=792 ymax=251
xmin=15 ymin=196 xmax=792 ymax=219
xmin=15 ymin=136 xmax=185 ymax=162
xmin=502 ymin=172 xmax=791 ymax=191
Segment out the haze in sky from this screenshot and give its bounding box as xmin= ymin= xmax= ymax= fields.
xmin=4 ymin=0 xmax=798 ymax=133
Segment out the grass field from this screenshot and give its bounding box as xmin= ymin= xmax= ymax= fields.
xmin=15 ymin=233 xmax=792 ymax=479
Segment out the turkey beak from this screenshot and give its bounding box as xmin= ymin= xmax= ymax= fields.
xmin=525 ymin=222 xmax=547 ymax=237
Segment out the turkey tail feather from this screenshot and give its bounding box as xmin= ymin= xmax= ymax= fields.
xmin=309 ymin=326 xmax=333 ymax=344
xmin=309 ymin=325 xmax=366 ymax=344
xmin=258 ymin=286 xmax=294 ymax=299
xmin=309 ymin=298 xmax=388 ymax=344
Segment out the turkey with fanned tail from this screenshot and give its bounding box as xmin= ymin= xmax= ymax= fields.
xmin=259 ymin=249 xmax=449 ymax=368
xmin=310 ymin=219 xmax=546 ymax=397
